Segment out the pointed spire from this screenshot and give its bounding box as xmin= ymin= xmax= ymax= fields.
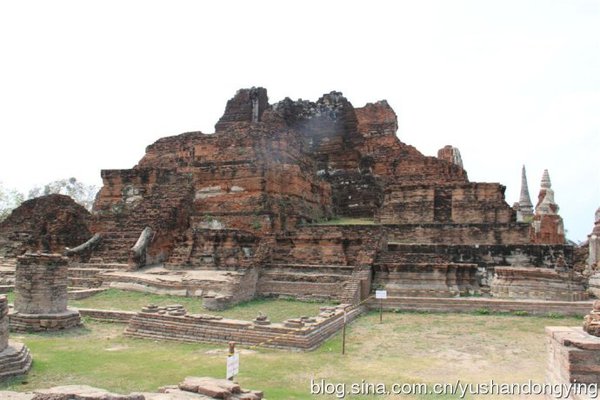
xmin=535 ymin=169 xmax=559 ymax=215
xmin=541 ymin=169 xmax=552 ymax=189
xmin=516 ymin=165 xmax=534 ymax=222
xmin=519 ymin=165 xmax=533 ymax=208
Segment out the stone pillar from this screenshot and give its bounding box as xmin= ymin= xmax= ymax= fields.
xmin=0 ymin=295 xmax=33 ymax=381
xmin=15 ymin=253 xmax=69 ymax=314
xmin=0 ymin=295 xmax=8 ymax=352
xmin=10 ymin=253 xmax=81 ymax=332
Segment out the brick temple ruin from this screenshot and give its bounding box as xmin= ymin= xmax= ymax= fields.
xmin=0 ymin=87 xmax=593 ymax=310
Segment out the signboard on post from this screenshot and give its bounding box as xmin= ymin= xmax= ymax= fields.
xmin=375 ymin=290 xmax=387 ymax=323
xmin=226 ymin=353 xmax=239 ymax=380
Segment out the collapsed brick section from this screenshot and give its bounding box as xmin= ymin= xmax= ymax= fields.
xmin=0 ymin=194 xmax=91 ymax=257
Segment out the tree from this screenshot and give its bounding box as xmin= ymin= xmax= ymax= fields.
xmin=0 ymin=182 xmax=24 ymax=221
xmin=28 ymin=177 xmax=98 ymax=211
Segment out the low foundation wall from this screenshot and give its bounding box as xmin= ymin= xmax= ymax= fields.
xmin=370 ymin=297 xmax=592 ymax=316
xmin=9 ymin=309 xmax=82 ymax=333
xmin=125 ymin=304 xmax=364 ymax=351
xmin=373 ymin=263 xmax=479 ymax=297
xmin=77 ymin=308 xmax=136 ymax=323
xmin=491 ymin=267 xmax=588 ymax=301
xmin=546 ymin=327 xmax=600 ymax=399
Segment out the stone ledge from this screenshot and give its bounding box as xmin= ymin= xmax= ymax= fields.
xmin=9 ymin=308 xmax=82 ymax=333
xmin=371 ymin=296 xmax=592 ymax=316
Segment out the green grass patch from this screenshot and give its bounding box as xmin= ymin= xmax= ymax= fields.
xmin=69 ymin=289 xmax=333 ymax=323
xmin=0 ymin=311 xmax=582 ymax=399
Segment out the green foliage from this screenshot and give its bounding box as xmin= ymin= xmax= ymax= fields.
xmin=28 ymin=177 xmax=98 ymax=211
xmin=512 ymin=310 xmax=529 ymax=317
xmin=0 ymin=310 xmax=583 ymax=397
xmin=251 ymin=218 xmax=262 ymax=230
xmin=473 ymin=308 xmax=491 ymax=315
xmin=0 ymin=181 xmax=24 ymax=222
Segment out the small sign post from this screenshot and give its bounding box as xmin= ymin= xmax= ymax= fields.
xmin=226 ymin=341 xmax=239 ymax=381
xmin=341 ymin=310 xmax=347 ymax=355
xmin=375 ymin=290 xmax=387 ymax=323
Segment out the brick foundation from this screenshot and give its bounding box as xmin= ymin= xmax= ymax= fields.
xmin=125 ymin=304 xmax=364 ymax=351
xmin=372 ymin=297 xmax=592 ymax=316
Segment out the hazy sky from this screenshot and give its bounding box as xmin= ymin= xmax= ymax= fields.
xmin=0 ymin=1 xmax=598 ymax=241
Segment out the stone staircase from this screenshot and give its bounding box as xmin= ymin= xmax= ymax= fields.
xmin=68 ymin=259 xmax=128 ymax=289
xmin=0 ymin=257 xmax=16 ymax=293
xmin=339 ymin=266 xmax=372 ymax=305
xmin=257 ymin=263 xmax=356 ymax=302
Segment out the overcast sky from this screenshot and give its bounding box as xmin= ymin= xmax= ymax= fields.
xmin=0 ymin=1 xmax=598 ymax=242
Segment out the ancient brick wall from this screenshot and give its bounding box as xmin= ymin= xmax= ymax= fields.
xmin=385 ymin=223 xmax=531 ymax=245
xmin=491 ymin=267 xmax=587 ymax=301
xmin=373 ymin=263 xmax=479 ymax=297
xmin=166 ymin=229 xmax=259 ymax=269
xmin=377 ymin=183 xmax=516 ymax=225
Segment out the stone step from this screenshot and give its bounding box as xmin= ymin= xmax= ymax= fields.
xmin=259 ymin=271 xmax=352 ymax=283
xmin=70 ymin=262 xmax=129 ymax=270
xmin=68 ymin=267 xmax=113 ymax=278
xmin=68 ymin=277 xmax=103 ymax=289
xmin=68 ymin=288 xmax=107 ymax=300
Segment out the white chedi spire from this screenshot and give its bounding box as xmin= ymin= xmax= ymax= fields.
xmin=535 ymin=169 xmax=558 ymax=215
xmin=541 ymin=169 xmax=552 ymax=189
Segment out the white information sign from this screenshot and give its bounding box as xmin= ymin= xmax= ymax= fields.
xmin=375 ymin=290 xmax=387 ymax=300
xmin=226 ymin=353 xmax=239 ymax=379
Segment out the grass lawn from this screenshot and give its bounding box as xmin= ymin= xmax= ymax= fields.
xmin=63 ymin=289 xmax=334 ymax=323
xmin=0 ymin=310 xmax=581 ymax=399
